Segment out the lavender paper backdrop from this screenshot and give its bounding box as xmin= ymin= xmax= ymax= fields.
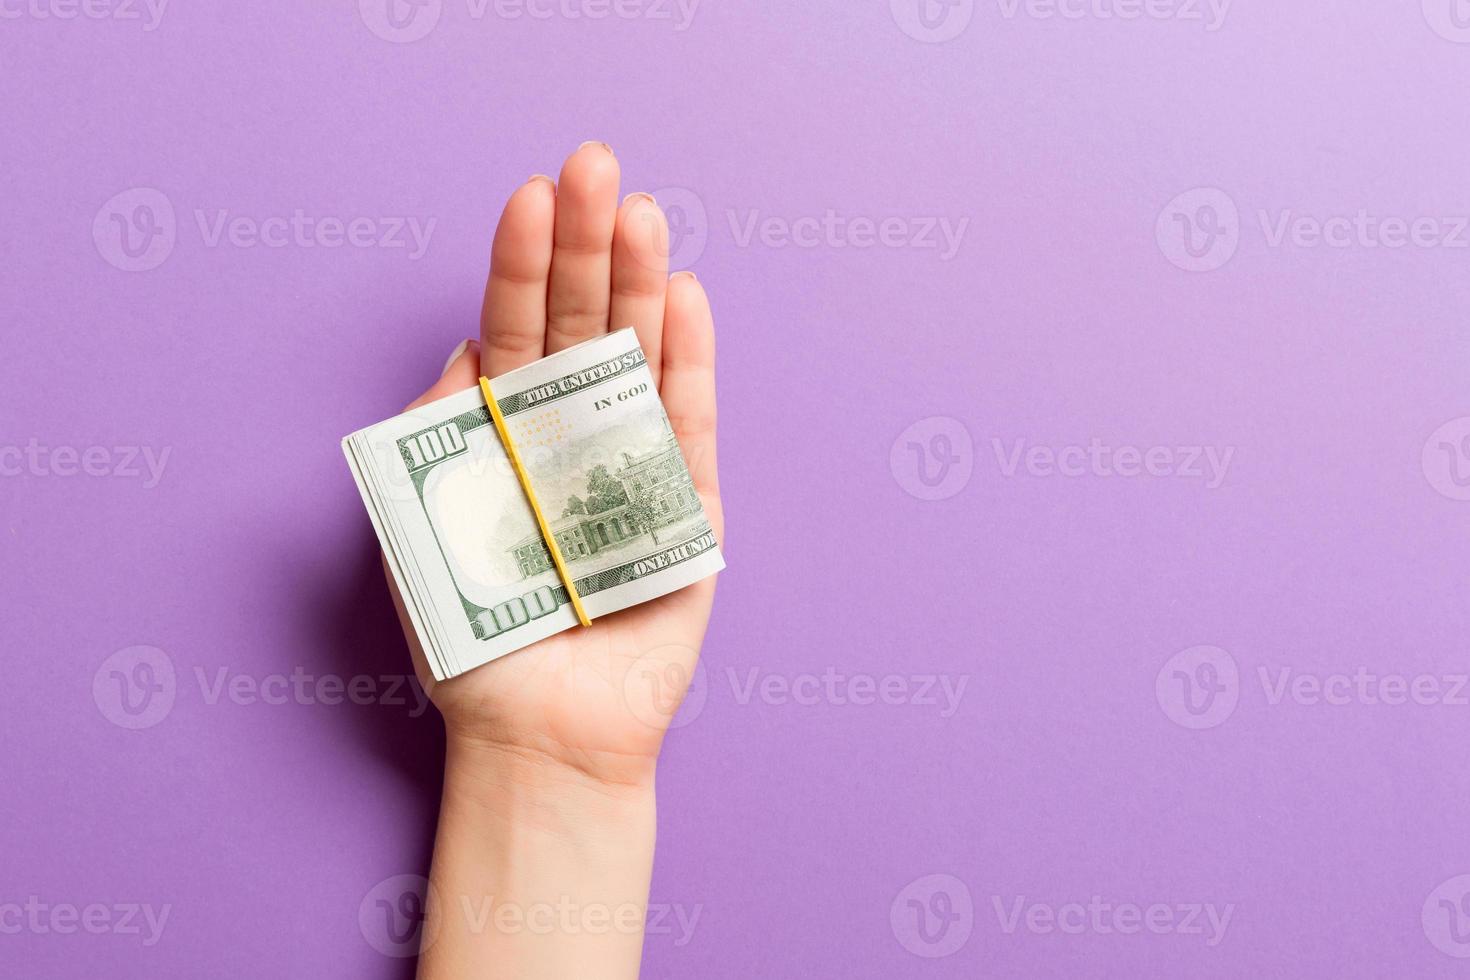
xmin=4 ymin=1 xmax=1470 ymax=976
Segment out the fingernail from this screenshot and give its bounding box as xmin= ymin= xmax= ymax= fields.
xmin=527 ymin=174 xmax=554 ymax=186
xmin=442 ymin=338 xmax=475 ymax=375
xmin=670 ymin=270 xmax=699 ymax=282
xmin=578 ymin=140 xmax=615 ymax=156
xmin=623 ymin=191 xmax=656 ymax=207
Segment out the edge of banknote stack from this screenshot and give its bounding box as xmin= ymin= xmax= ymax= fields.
xmin=341 ymin=328 xmax=725 ymax=682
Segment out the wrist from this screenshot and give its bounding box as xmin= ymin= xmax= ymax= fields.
xmin=441 ymin=733 xmax=657 ymax=838
xmin=420 ymin=728 xmax=657 ymax=979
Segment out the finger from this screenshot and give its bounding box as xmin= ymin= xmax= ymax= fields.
xmin=659 ymin=272 xmax=720 ymax=538
xmin=406 ymin=339 xmax=481 ymax=411
xmin=609 ymin=192 xmax=669 ymax=386
xmin=480 ymin=176 xmax=555 ymax=377
xmin=545 ymin=142 xmax=620 ymax=354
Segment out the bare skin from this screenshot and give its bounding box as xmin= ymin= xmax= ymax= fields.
xmin=383 ymin=142 xmax=722 ymax=978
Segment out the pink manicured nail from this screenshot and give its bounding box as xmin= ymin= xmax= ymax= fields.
xmin=442 ymin=338 xmax=476 ymax=376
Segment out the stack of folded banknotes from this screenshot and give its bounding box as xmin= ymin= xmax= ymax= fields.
xmin=343 ymin=328 xmax=725 ymax=681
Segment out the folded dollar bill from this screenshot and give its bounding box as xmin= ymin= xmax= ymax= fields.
xmin=343 ymin=328 xmax=724 ymax=681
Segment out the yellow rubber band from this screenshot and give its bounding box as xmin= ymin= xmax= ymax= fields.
xmin=480 ymin=377 xmax=592 ymax=628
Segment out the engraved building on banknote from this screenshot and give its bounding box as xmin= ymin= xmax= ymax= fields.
xmin=509 ymin=435 xmax=704 ymax=578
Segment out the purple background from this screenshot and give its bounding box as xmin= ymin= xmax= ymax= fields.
xmin=4 ymin=1 xmax=1470 ymax=976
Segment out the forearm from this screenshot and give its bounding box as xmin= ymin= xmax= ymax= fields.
xmin=416 ymin=738 xmax=657 ymax=979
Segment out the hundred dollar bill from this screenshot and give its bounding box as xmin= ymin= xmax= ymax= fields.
xmin=342 ymin=328 xmax=724 ymax=681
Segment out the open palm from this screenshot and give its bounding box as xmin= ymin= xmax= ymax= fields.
xmin=385 ymin=143 xmax=721 ymax=786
